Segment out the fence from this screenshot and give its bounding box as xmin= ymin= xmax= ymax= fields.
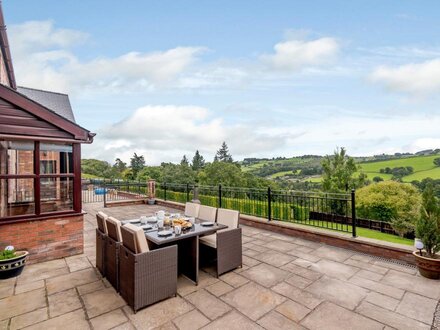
xmin=157 ymin=183 xmax=357 ymax=237
xmin=82 ymin=180 xmax=408 ymax=238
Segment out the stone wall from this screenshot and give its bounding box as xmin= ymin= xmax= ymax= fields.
xmin=0 ymin=214 xmax=84 ymax=263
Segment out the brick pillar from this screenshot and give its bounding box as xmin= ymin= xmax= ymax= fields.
xmin=147 ymin=179 xmax=156 ymax=199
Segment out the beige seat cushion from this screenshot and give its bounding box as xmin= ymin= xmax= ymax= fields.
xmin=200 ymin=234 xmax=217 ymax=248
xmin=185 ymin=202 xmax=200 ymax=218
xmin=106 ymin=217 xmax=122 ymax=242
xmin=121 ymin=224 xmax=149 ymax=254
xmin=217 ymin=209 xmax=239 ymax=228
xmin=96 ymin=211 xmax=108 ymax=234
xmin=198 ymin=205 xmax=217 ymax=222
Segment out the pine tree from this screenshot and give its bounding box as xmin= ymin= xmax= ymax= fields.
xmin=192 ymin=150 xmax=205 ymax=171
xmin=180 ymin=155 xmax=189 ymax=167
xmin=215 ymin=142 xmax=233 ymax=163
xmin=130 ymin=153 xmax=145 ymax=176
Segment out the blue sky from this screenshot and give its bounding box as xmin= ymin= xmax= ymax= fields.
xmin=4 ymin=1 xmax=440 ymax=164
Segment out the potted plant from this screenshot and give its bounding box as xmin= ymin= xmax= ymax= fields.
xmin=0 ymin=246 xmax=29 ymax=279
xmin=413 ymin=185 xmax=440 ymax=279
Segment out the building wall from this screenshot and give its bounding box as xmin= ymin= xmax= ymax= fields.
xmin=0 ymin=214 xmax=84 ymax=263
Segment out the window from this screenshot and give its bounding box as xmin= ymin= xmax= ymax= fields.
xmin=0 ymin=140 xmax=78 ymax=220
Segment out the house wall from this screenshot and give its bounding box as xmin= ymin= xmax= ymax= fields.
xmin=0 ymin=213 xmax=83 ymax=263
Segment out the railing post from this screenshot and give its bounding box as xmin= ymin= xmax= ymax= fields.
xmin=192 ymin=184 xmax=200 ymax=204
xmin=351 ymin=189 xmax=356 ymax=237
xmin=218 ymin=184 xmax=222 ymax=208
xmin=186 ymin=183 xmax=190 ymax=202
xmin=147 ymin=179 xmax=156 ymax=202
xmin=267 ymin=187 xmax=272 ymax=221
xmin=103 ymin=181 xmax=107 ymax=208
xmin=164 ymin=183 xmax=167 ymax=201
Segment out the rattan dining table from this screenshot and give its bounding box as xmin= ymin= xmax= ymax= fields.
xmin=144 ymin=220 xmax=227 ymax=285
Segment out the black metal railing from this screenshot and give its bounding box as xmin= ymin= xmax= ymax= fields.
xmin=82 ymin=179 xmax=406 ymax=238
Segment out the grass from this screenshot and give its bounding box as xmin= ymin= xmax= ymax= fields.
xmin=292 ymin=219 xmax=413 ymax=245
xmin=268 ymin=170 xmax=295 ymax=179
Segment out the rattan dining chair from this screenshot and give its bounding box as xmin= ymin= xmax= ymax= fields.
xmin=119 ymin=224 xmax=178 ymax=313
xmin=200 ymin=208 xmax=242 ymax=277
xmin=184 ymin=202 xmax=200 ymax=218
xmin=105 ymin=216 xmax=123 ymax=291
xmin=198 ymin=205 xmax=217 ymax=222
xmin=96 ymin=211 xmax=108 ymax=276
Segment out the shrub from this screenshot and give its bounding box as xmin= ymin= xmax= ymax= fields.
xmin=0 ymin=249 xmax=16 ymax=261
xmin=356 ymin=181 xmax=421 ymax=236
xmin=291 ymin=205 xmax=310 ymax=221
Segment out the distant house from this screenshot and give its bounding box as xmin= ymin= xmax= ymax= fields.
xmin=0 ymin=3 xmax=94 ymax=262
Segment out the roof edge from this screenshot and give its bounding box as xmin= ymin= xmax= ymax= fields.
xmin=0 ymin=1 xmax=16 ymax=89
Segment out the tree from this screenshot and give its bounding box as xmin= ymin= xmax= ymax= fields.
xmin=416 ymin=184 xmax=440 ymax=257
xmin=373 ymin=176 xmax=384 ymax=183
xmin=434 ymin=158 xmax=440 ymax=167
xmin=180 ymin=155 xmax=189 ymax=167
xmin=356 ymin=181 xmax=422 ymax=237
xmin=198 ymin=162 xmax=245 ymax=187
xmin=192 ymin=150 xmax=205 ymax=171
xmin=215 ymin=142 xmax=233 ymax=163
xmin=130 ymin=153 xmax=145 ymax=176
xmin=321 ymin=147 xmax=366 ymax=192
xmin=81 ymin=159 xmax=115 ymax=178
xmin=113 ymin=158 xmax=127 ymax=174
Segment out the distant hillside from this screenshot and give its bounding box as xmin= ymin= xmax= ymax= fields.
xmin=240 ymin=150 xmax=440 ymax=184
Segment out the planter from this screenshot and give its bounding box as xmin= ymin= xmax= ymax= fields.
xmin=0 ymin=251 xmax=29 ymax=279
xmin=147 ymin=199 xmax=156 ymax=205
xmin=413 ymin=251 xmax=440 ymax=279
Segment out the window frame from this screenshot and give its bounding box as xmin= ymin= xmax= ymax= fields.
xmin=0 ymin=140 xmax=81 ymax=223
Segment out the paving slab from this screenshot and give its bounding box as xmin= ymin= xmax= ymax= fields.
xmin=257 ymin=310 xmax=304 ymax=330
xmin=356 ymin=301 xmax=430 ymax=330
xmin=46 ymin=268 xmax=100 ymax=295
xmin=201 ymin=311 xmax=263 ymax=330
xmin=26 ymin=309 xmax=90 ymax=330
xmin=365 ymin=292 xmax=400 ymax=311
xmin=301 ymin=301 xmax=383 ymax=330
xmin=90 ymin=308 xmax=128 ymax=330
xmin=14 ymin=280 xmax=45 ymax=295
xmin=349 ymin=275 xmax=404 ymax=299
xmin=252 ymin=250 xmax=294 ymax=267
xmin=221 ymin=282 xmax=285 ymax=321
xmin=77 ymin=280 xmax=106 ymax=296
xmin=280 ymin=262 xmax=322 ymax=281
xmin=395 ymin=292 xmax=438 ymax=325
xmin=185 ymin=289 xmax=231 ymax=320
xmin=205 ymin=281 xmax=234 ymax=297
xmin=123 ymin=297 xmax=193 ymax=329
xmin=306 ymin=276 xmax=368 ymax=310
xmin=275 ymin=299 xmax=311 ymax=322
xmin=9 ymin=307 xmax=47 ymax=330
xmin=264 ymin=240 xmax=298 ymax=253
xmin=0 ymin=288 xmax=46 ymax=321
xmin=382 ymin=270 xmax=440 ymax=300
xmin=284 ymin=273 xmax=314 ymax=289
xmin=65 ymin=255 xmax=92 ymax=272
xmin=312 ymin=245 xmax=354 ymax=262
xmin=272 ymin=282 xmax=322 ymax=310
xmin=241 ymin=263 xmax=290 ymax=288
xmin=309 ymin=259 xmax=359 ymax=280
xmin=48 ymin=288 xmax=82 ymax=318
xmin=219 ymin=272 xmax=249 ymax=287
xmin=82 ymin=287 xmax=126 ymax=318
xmin=172 ymin=309 xmax=210 ymax=330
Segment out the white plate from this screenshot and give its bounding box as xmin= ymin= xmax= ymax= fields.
xmin=127 ymin=219 xmax=141 ymax=224
xmin=200 ymin=221 xmax=215 ymax=226
xmin=140 ymin=225 xmax=153 ymax=230
xmin=146 ymin=217 xmax=158 ymax=223
xmin=158 ymin=230 xmax=173 ymax=237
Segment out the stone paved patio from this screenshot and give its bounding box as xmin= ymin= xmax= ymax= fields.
xmin=1 ymin=202 xmax=439 ymax=330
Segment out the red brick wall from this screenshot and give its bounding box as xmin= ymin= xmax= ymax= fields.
xmin=0 ymin=214 xmax=84 ymax=263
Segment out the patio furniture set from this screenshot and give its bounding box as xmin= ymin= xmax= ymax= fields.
xmin=95 ymin=202 xmax=242 ymax=312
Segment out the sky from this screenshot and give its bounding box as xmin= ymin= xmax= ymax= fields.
xmin=4 ymin=0 xmax=440 ymax=165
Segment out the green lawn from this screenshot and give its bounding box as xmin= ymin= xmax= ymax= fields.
xmin=295 ymin=219 xmax=413 ymax=245
xmin=268 ymin=170 xmax=296 ymax=179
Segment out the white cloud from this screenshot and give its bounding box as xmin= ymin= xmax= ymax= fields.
xmin=83 ymin=105 xmax=284 ymax=164
xmin=261 ymin=37 xmax=340 ymax=72
xmin=369 ymin=59 xmax=440 ymax=96
xmin=9 ymin=20 xmax=205 ymax=93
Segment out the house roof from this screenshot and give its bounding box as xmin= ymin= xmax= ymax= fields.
xmin=17 ymin=86 xmax=76 ymax=123
xmin=0 ymin=1 xmax=16 ymax=89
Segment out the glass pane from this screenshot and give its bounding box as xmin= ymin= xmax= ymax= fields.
xmin=0 ymin=178 xmax=35 ymax=217
xmin=41 ymin=177 xmax=73 ymax=212
xmin=0 ymin=140 xmax=34 ymax=175
xmin=40 ymin=143 xmax=73 ymax=174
